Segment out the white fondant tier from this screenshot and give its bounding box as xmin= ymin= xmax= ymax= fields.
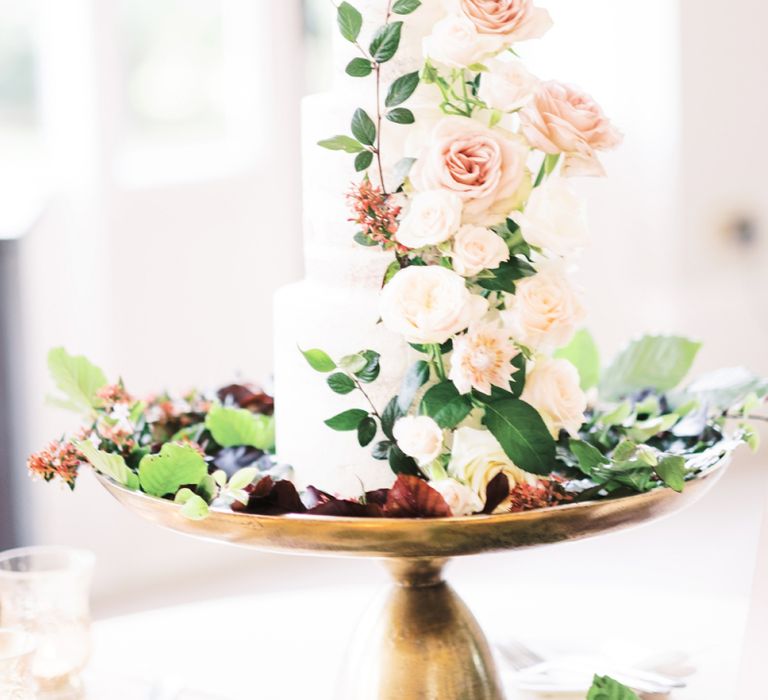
xmin=273 ymin=279 xmax=413 ymax=495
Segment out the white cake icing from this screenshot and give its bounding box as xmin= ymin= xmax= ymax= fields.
xmin=274 ymin=2 xmax=444 ymax=494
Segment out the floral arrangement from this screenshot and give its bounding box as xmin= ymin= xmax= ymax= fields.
xmin=303 ymin=0 xmax=768 ymax=514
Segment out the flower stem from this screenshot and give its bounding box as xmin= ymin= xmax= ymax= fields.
xmin=354 ymin=378 xmax=382 ymax=420
xmin=430 ymin=344 xmax=447 ymax=381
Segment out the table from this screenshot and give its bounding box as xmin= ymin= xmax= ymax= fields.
xmin=86 ymin=582 xmax=748 ymax=698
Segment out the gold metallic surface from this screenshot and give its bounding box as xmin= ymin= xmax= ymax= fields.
xmin=96 ymin=460 xmax=727 ymax=700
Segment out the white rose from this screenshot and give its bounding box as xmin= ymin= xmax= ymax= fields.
xmin=393 ymin=416 xmax=444 ymax=466
xmin=502 ymin=261 xmax=586 ymax=351
xmin=423 ymin=15 xmax=501 ymax=69
xmin=429 ymin=479 xmax=484 ymax=517
xmin=522 ymin=357 xmax=587 ymax=437
xmin=478 ymin=59 xmax=539 ymax=112
xmin=380 ymin=266 xmax=488 ymax=344
xmin=395 ymin=190 xmax=463 ymax=249
xmin=452 ymin=225 xmax=510 ymax=277
xmin=510 ymin=178 xmax=589 ymax=256
xmin=448 ymin=427 xmax=537 ymax=511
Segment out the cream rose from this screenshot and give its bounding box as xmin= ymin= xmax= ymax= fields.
xmin=478 ymin=59 xmax=539 ymax=112
xmin=451 ymin=225 xmax=509 ymax=277
xmin=502 ymin=261 xmax=586 ymax=351
xmin=410 ymin=116 xmax=529 ymax=224
xmin=510 ymin=177 xmax=589 ymax=256
xmin=522 ymin=357 xmax=587 ymax=437
xmin=393 ymin=416 xmax=444 ymax=467
xmin=423 ymin=15 xmax=499 ymax=69
xmin=380 ymin=265 xmax=488 ymax=344
xmin=395 ymin=190 xmax=463 ymax=249
xmin=448 ymin=427 xmax=538 ymax=511
xmin=429 ymin=478 xmax=484 ymax=517
xmin=520 ymin=81 xmax=623 ymax=177
xmin=449 ymin=0 xmax=553 ymax=44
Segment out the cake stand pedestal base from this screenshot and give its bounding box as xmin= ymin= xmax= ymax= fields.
xmin=337 ymin=558 xmax=503 ymax=700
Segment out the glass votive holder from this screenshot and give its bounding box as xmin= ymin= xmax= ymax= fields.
xmin=0 ymin=627 xmax=36 ymax=699
xmin=0 ymin=547 xmax=95 ymax=699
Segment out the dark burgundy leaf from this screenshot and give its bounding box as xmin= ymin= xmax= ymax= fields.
xmin=365 ymin=489 xmax=390 ymax=506
xmin=217 ymin=383 xmax=274 ymax=414
xmin=383 ymin=475 xmax=453 ymax=518
xmin=482 ymin=472 xmax=510 ymax=514
xmin=234 ymin=477 xmax=307 ymax=515
xmin=307 ymin=500 xmax=383 ymax=517
xmin=302 ymin=485 xmax=336 ymax=509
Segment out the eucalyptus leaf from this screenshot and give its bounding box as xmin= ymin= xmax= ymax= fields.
xmin=76 ymin=441 xmax=139 ymax=490
xmin=600 ymin=335 xmax=701 ymax=401
xmin=337 ymin=2 xmax=363 ymax=42
xmin=47 ymin=347 xmax=108 ymax=413
xmin=351 ymin=108 xmax=376 ymax=146
xmin=205 ymin=404 xmax=275 ymax=450
xmin=484 ymin=399 xmax=556 ymax=475
xmin=554 ymin=329 xmax=600 ymax=390
xmin=139 ymin=443 xmax=208 ymax=499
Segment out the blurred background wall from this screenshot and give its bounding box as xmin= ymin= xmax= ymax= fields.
xmin=0 ymin=0 xmax=766 ymax=622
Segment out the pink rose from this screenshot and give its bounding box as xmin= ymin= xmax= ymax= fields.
xmin=520 ymin=81 xmax=623 ymax=177
xmin=452 ymin=0 xmax=553 ymax=44
xmin=410 ymin=117 xmax=529 ymax=224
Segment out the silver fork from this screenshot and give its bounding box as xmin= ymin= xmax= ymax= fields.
xmin=496 ymin=639 xmax=687 ymax=694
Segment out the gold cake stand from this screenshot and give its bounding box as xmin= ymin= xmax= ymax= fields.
xmin=97 ymin=461 xmax=727 ymax=700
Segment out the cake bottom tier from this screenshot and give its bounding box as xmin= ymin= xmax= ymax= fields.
xmin=273 ymin=279 xmax=412 ymax=496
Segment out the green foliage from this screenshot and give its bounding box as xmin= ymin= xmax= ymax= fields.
xmin=351 ymin=108 xmax=376 ymax=146
xmin=77 ymin=441 xmax=139 ymax=490
xmin=356 ymin=350 xmax=381 ymax=383
xmin=325 ymin=408 xmax=369 ymax=431
xmin=386 ymin=108 xmax=415 ymax=124
xmin=679 ymin=366 xmax=768 ymax=412
xmin=475 ymin=257 xmax=536 ymax=293
xmin=47 ymin=347 xmax=108 ymax=413
xmin=484 ymin=399 xmax=556 ymax=475
xmin=398 ymin=360 xmax=431 ymax=412
xmin=369 ymin=22 xmax=403 ymax=63
xmin=600 ymin=335 xmax=701 ymax=400
xmin=139 ymin=443 xmax=208 ymax=499
xmin=346 ymin=57 xmax=373 ymax=77
xmin=317 ymin=135 xmax=365 ymax=153
xmin=358 ymin=416 xmax=378 ymax=447
xmin=388 ymin=444 xmax=421 ymax=476
xmin=385 ymin=72 xmax=420 ymax=107
xmin=301 ymin=348 xmax=337 ymax=372
xmin=587 ymin=675 xmax=639 ymax=700
xmin=655 ymin=455 xmax=686 ymax=492
xmin=420 ymin=381 xmax=472 ymax=429
xmin=355 ymin=150 xmax=374 ymax=171
xmin=205 ymin=404 xmax=275 ymax=451
xmin=337 ymin=2 xmax=363 ymax=43
xmin=555 ymin=329 xmax=600 ymax=390
xmin=328 ymin=373 xmax=357 ymax=395
xmin=392 ymin=0 xmax=421 ymax=14
xmin=381 ymin=396 xmax=404 ymax=440
xmin=174 ymin=489 xmax=210 ymax=521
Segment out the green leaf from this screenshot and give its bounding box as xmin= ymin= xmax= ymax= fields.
xmin=205 ymin=404 xmax=275 ymax=450
xmin=600 ymin=335 xmax=702 ymax=401
xmin=680 ymin=367 xmax=768 ymax=412
xmin=386 ymin=108 xmax=415 ymax=124
xmin=175 ymin=490 xmax=210 ymax=521
xmin=655 ymin=455 xmax=686 ymax=493
xmin=569 ymin=439 xmax=610 ymax=480
xmin=318 ymin=135 xmax=364 ymax=153
xmin=369 ymin=21 xmax=403 ymax=63
xmin=76 ymin=441 xmax=139 ymax=490
xmin=139 ymin=443 xmax=208 ymax=499
xmin=381 ymin=396 xmax=404 ymax=440
xmin=599 ymin=401 xmax=633 ymax=427
xmin=626 ymin=414 xmax=679 ymax=443
xmin=325 ymin=408 xmax=369 ymax=431
xmin=356 ymin=350 xmax=381 ymax=383
xmin=587 ymin=675 xmax=640 ymax=700
xmin=300 ymin=347 xmax=337 ymax=372
xmin=328 ymin=373 xmax=357 ymax=395
xmin=420 ymin=381 xmax=472 ymax=429
xmin=388 ymin=444 xmax=421 ymax=476
xmin=358 ymin=416 xmax=378 ymax=447
xmin=47 ymin=347 xmax=108 ymax=413
xmin=354 ymin=150 xmax=374 ymax=172
xmin=351 ymin=108 xmax=376 ymax=146
xmin=484 ymin=399 xmax=556 ymax=476
xmin=382 ymin=259 xmax=402 ymax=287
xmin=476 ymin=257 xmax=536 ymax=294
xmin=339 ymin=354 xmax=367 ymax=373
xmin=197 ymin=474 xmax=217 ymax=502
xmin=354 ymin=230 xmax=377 ymax=247
xmin=555 ymin=329 xmax=600 ymax=391
xmin=385 ymin=71 xmax=420 ymax=107
xmin=346 ymin=57 xmax=373 ymax=77
xmin=227 ymin=467 xmax=259 ymax=492
xmin=337 ymin=1 xmax=363 ymax=42
xmin=398 ymin=360 xmax=431 ymax=412
xmin=392 ymin=0 xmax=421 ymax=14
xmin=372 ymin=440 xmax=393 ymax=460
xmin=489 ymin=109 xmax=502 ymax=128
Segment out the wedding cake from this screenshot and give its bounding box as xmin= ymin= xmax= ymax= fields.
xmin=274 ymin=0 xmax=623 ymax=500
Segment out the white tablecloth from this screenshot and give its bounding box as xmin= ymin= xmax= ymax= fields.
xmin=85 ymin=582 xmax=748 ymax=699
